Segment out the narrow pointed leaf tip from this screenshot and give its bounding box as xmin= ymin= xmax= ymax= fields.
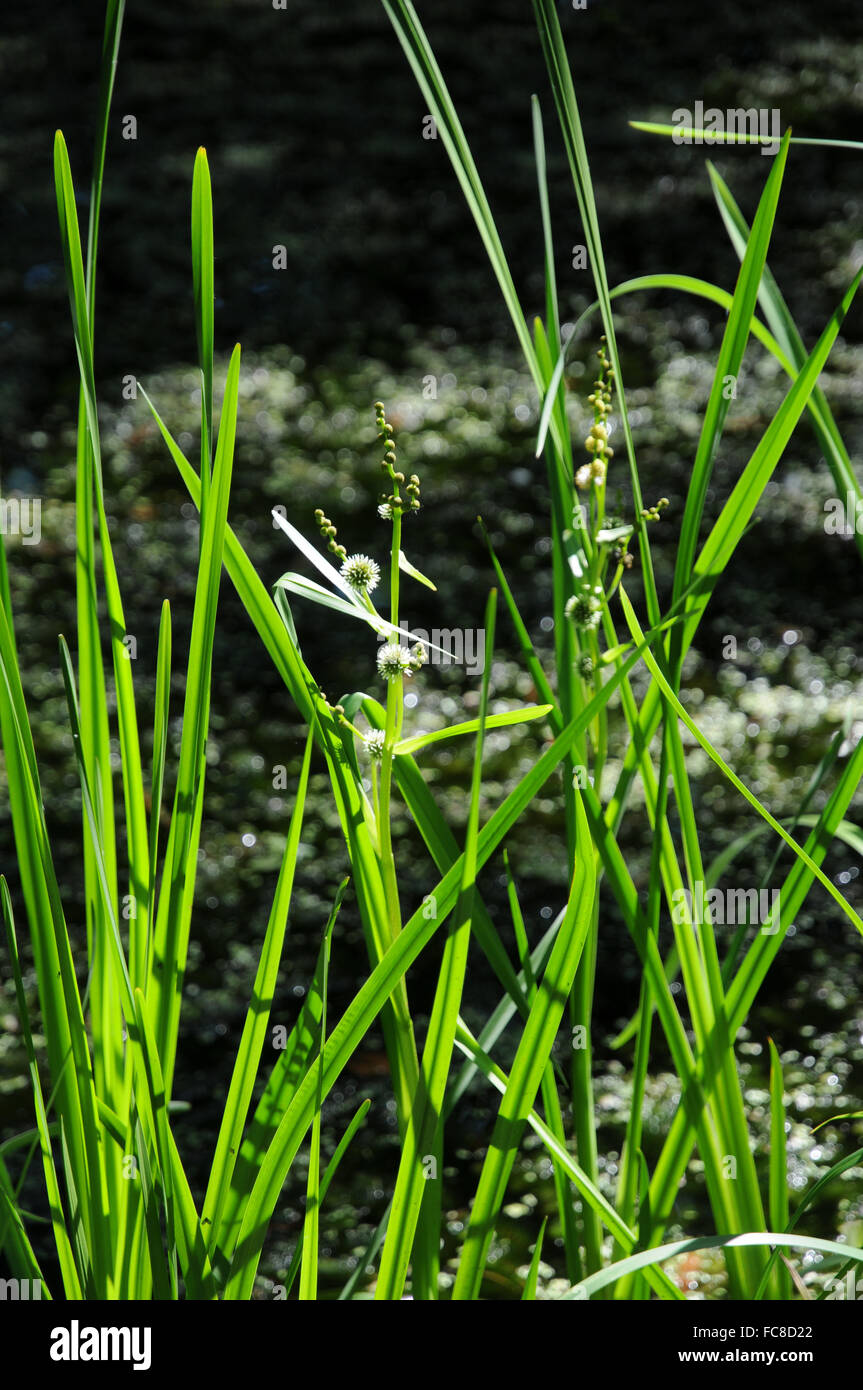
xmin=271 ymin=508 xmax=363 ymax=606
xmin=398 ymin=550 xmax=437 ymax=590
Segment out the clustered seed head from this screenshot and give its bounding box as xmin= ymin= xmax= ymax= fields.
xmin=610 ymin=544 xmax=635 ymax=570
xmin=577 ymin=336 xmax=615 ymax=492
xmin=364 ymin=728 xmax=386 ymax=760
xmin=577 ymin=652 xmax=595 ymax=680
xmin=341 ymin=553 xmax=381 ymax=594
xmin=314 ymin=508 xmax=347 ymax=561
xmin=640 ymin=496 xmax=670 ymax=524
xmin=566 ymin=585 xmax=603 ymax=631
xmin=374 ymin=401 xmax=422 ymax=519
xmin=405 ymin=473 xmax=421 ymax=512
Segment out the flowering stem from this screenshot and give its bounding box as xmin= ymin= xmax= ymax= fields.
xmin=379 ymin=507 xmax=403 ymax=945
xmin=371 ymin=760 xmax=381 ymax=849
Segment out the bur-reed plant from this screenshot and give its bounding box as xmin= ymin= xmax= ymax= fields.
xmin=376 ymin=0 xmax=863 ymax=1301
xmin=1 ymin=0 xmax=862 ymax=1300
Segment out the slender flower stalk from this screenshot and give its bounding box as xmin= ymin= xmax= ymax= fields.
xmin=374 ymin=401 xmax=408 ymax=949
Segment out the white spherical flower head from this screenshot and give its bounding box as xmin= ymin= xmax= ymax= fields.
xmin=377 ymin=642 xmax=413 ymax=682
xmin=364 ymin=729 xmax=386 ymax=760
xmin=565 ymin=586 xmax=603 ymax=631
xmin=377 ymin=502 xmax=393 ymax=521
xmin=341 ymin=553 xmax=381 ymax=594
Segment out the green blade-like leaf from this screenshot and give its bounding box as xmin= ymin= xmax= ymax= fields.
xmin=149 ymin=343 xmax=242 ymax=1095
xmin=380 ymin=1 xmax=538 ymax=390
xmin=398 ymin=550 xmax=437 ymax=590
xmin=147 ymin=600 xmax=172 ymax=981
xmin=132 ymin=989 xmax=217 ymax=1300
xmin=452 ymin=790 xmax=596 ymax=1300
xmin=202 ymin=729 xmax=315 ymax=1254
xmin=683 ymin=268 xmax=862 ymax=650
xmin=284 ymin=1099 xmax=371 ymax=1297
xmin=191 ymin=146 xmax=215 ymax=502
xmin=522 ymin=1218 xmax=547 ymax=1301
xmin=376 ymin=593 xmax=497 ymax=1300
xmin=561 ymin=1232 xmax=863 ymax=1301
xmin=274 ymin=571 xmax=451 ymax=654
xmin=0 ymin=880 xmax=82 ymax=1297
xmin=707 ymin=161 xmax=863 ymax=570
xmin=275 ymin=573 xmax=380 ymax=622
xmin=630 ymin=120 xmax=863 ymax=152
xmin=619 ymin=586 xmax=863 ymax=941
xmin=531 ymin=0 xmax=661 ymax=626
xmin=451 ymin=1022 xmax=683 ymax=1300
xmin=767 ymin=1038 xmax=791 ymax=1300
xmin=672 ymin=131 xmax=790 ymax=609
xmin=0 ymin=1163 xmax=51 ymax=1298
xmin=0 ymin=602 xmax=110 ymax=1293
xmin=299 ymin=881 xmax=348 ymax=1301
xmin=394 ymin=704 xmax=553 ymax=757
